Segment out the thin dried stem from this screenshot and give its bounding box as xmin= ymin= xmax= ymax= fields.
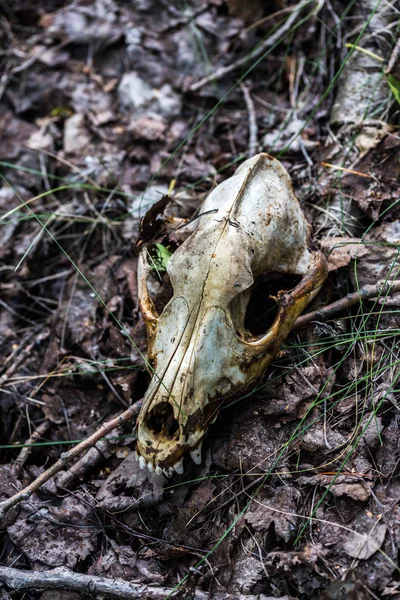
xmin=241 ymin=84 xmax=258 ymax=156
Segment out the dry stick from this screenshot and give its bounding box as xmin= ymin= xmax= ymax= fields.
xmin=0 ymin=566 xmax=180 ymax=600
xmin=0 ymin=566 xmax=262 ymax=600
xmin=14 ymin=419 xmax=52 ymax=473
xmin=0 ymin=399 xmax=142 ymax=523
xmin=240 ymin=83 xmax=258 ymax=156
xmin=386 ymin=34 xmax=400 ymax=75
xmin=189 ymin=0 xmax=313 ymax=92
xmin=56 ymin=437 xmax=113 ymax=489
xmin=0 ymin=327 xmax=50 ymax=386
xmin=293 ymin=280 xmax=400 ymax=330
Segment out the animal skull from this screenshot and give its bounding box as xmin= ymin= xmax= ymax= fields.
xmin=136 ymin=153 xmax=328 ymax=475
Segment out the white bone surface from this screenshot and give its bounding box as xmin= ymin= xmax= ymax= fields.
xmin=136 ymin=153 xmax=328 ymax=471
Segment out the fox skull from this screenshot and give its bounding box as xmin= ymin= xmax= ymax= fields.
xmin=136 ymin=153 xmax=328 ymax=475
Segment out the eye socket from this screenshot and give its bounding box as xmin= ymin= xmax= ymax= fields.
xmin=145 ymin=269 xmax=173 ymax=314
xmin=243 ymin=272 xmax=302 ymax=336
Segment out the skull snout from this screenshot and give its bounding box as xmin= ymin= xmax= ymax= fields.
xmin=136 ymin=400 xmax=186 ymax=472
xmin=136 ymin=397 xmax=206 ymax=473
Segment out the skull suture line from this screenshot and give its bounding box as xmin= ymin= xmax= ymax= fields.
xmin=136 ymin=153 xmax=328 ymax=476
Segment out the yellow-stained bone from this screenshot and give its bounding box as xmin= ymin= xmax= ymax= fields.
xmin=136 ymin=153 xmax=328 ymax=474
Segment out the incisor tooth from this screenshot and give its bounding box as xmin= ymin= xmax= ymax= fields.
xmin=155 ymin=466 xmax=163 ymax=476
xmin=173 ymin=459 xmax=184 ymax=474
xmin=147 ymin=461 xmax=154 ymax=472
xmin=139 ymin=456 xmax=147 ymax=470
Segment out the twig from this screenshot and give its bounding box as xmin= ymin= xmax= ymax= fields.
xmin=0 ymin=400 xmax=142 ymax=523
xmin=0 ymin=565 xmax=263 ymax=599
xmin=0 ymin=566 xmax=179 ymax=599
xmin=0 ymin=327 xmax=50 ymax=386
xmin=56 ymin=437 xmax=113 ymax=489
xmin=189 ymin=0 xmax=313 ymax=92
xmin=386 ymin=36 xmax=400 ymax=75
xmin=240 ymin=84 xmax=258 ymax=156
xmin=14 ymin=419 xmax=52 ymax=473
xmin=293 ymin=280 xmax=400 ymax=329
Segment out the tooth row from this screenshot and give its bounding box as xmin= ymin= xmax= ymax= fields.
xmin=134 ymin=450 xmax=184 ymax=477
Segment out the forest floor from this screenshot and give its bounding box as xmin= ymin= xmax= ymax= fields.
xmin=0 ymin=1 xmax=400 ymax=599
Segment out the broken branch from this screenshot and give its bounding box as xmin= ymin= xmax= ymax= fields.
xmin=0 ymin=565 xmax=178 ymax=599
xmin=0 ymin=565 xmax=263 ymax=599
xmin=0 ymin=400 xmax=142 ymax=523
xmin=293 ymin=280 xmax=400 ymax=329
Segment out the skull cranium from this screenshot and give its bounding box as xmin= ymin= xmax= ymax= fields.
xmin=136 ymin=153 xmax=328 ymax=475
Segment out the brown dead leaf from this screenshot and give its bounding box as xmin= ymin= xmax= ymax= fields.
xmin=0 ymin=112 xmax=37 ymax=161
xmin=343 ymin=512 xmax=387 ymax=560
xmin=89 ymin=540 xmax=167 ymax=583
xmin=244 ymin=485 xmax=300 ymax=542
xmin=355 ymin=122 xmax=394 ymax=158
xmin=350 ymin=221 xmax=400 ymax=304
xmin=211 ymin=403 xmax=293 ymax=472
xmin=259 ymin=365 xmax=331 ymax=418
xmin=96 ymin=451 xmax=165 ymax=511
xmin=135 ymin=193 xmax=172 ymax=247
xmin=321 ymin=237 xmax=369 ymax=271
xmin=162 ymin=478 xmax=217 ymax=548
xmin=7 ymin=495 xmax=98 ymax=568
xmin=376 ymin=417 xmax=400 ymax=478
xmin=0 ymin=466 xmax=21 ymax=529
xmin=344 ymin=133 xmax=400 ymax=219
xmin=301 ymin=423 xmax=346 ymax=454
xmin=130 ymin=116 xmax=167 ymax=141
xmin=224 ymin=0 xmax=264 ymax=22
xmin=330 ymin=482 xmax=371 ymax=502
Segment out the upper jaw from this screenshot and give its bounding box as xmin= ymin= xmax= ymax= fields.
xmin=135 ymin=431 xmax=204 ymax=477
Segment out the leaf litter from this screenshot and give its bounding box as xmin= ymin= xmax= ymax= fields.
xmin=0 ymin=1 xmax=399 ymax=599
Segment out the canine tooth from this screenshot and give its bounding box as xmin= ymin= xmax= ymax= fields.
xmin=189 ymin=442 xmax=202 ymax=465
xmin=173 ymin=459 xmax=184 ymax=474
xmin=139 ymin=456 xmax=147 ymax=470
